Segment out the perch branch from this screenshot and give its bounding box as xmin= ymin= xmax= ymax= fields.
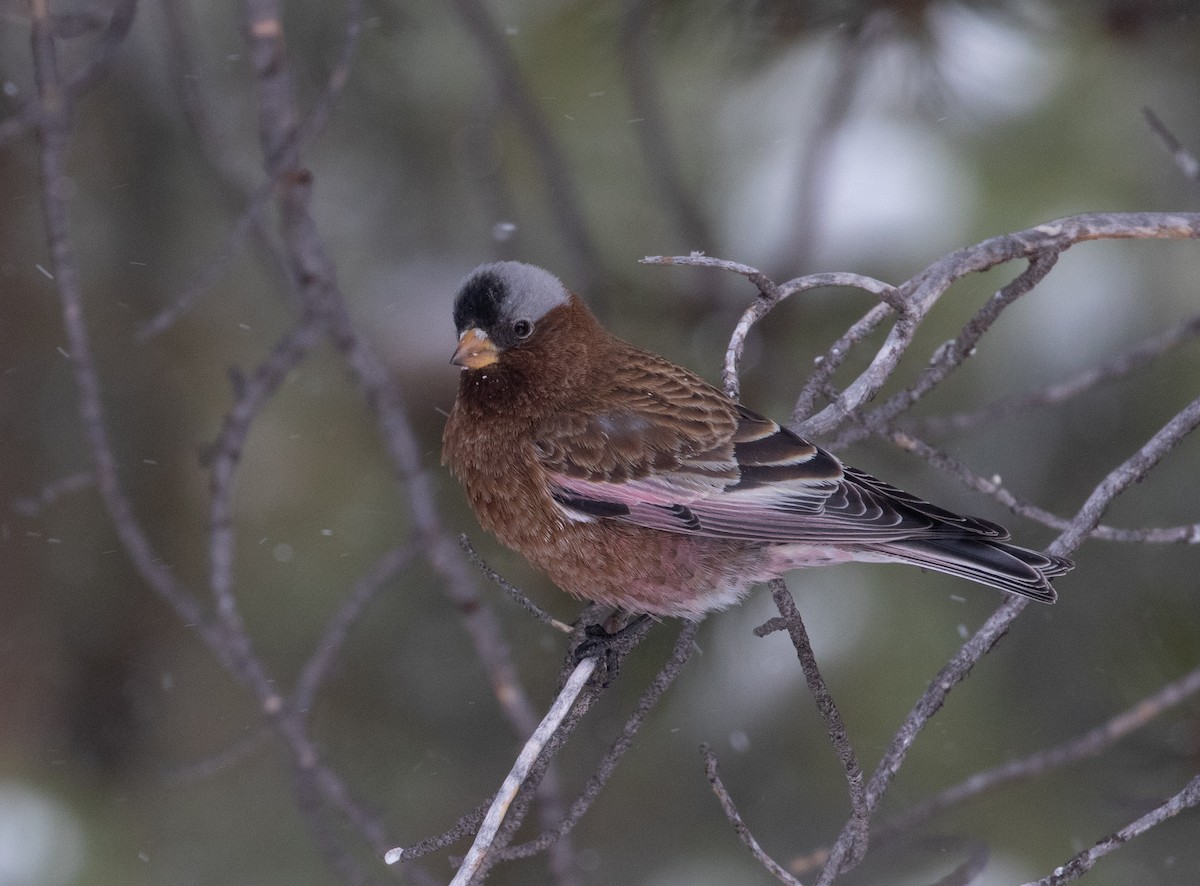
xmin=384 ymin=657 xmax=597 ymax=879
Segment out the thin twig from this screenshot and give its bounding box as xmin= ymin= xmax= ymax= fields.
xmin=451 ymin=0 xmax=603 ymax=294
xmin=641 ymin=255 xmax=894 ymax=403
xmin=11 ymin=469 xmax=95 ymax=517
xmin=821 ymin=389 xmax=1200 ymax=878
xmin=619 ymin=0 xmax=715 ymax=256
xmin=722 ymin=271 xmax=892 ymax=402
xmin=1021 ymin=773 xmax=1200 ymax=886
xmin=874 ymin=663 xmax=1200 ymax=844
xmin=459 ymin=534 xmax=573 ymax=633
xmin=139 ymin=0 xmax=364 ymax=338
xmin=642 ymin=252 xmax=768 ymax=276
xmin=207 ymin=313 xmax=327 ymax=655
xmin=842 ymin=596 xmax=1028 ymax=865
xmin=396 ymin=665 xmax=606 ymax=871
xmin=882 ymin=426 xmax=1200 ymax=545
xmin=235 ymin=0 xmax=568 ymax=870
xmin=915 ymin=311 xmax=1200 ymax=435
xmin=294 ymin=544 xmax=416 ymax=713
xmin=1143 ymin=107 xmax=1200 ymax=182
xmin=388 ymin=657 xmax=597 ymax=880
xmin=473 ymin=616 xmax=662 ymax=878
xmin=160 ymin=0 xmax=296 ymax=305
xmin=162 ymin=728 xmax=269 ymax=786
xmin=833 ymin=249 xmax=1062 ymax=448
xmin=702 ymin=743 xmax=804 ymax=885
xmin=1047 ymin=392 xmax=1200 ymax=559
xmin=798 ymin=212 xmax=1200 ymax=438
xmin=32 ymin=1 xmax=389 ymax=865
xmin=0 ymin=0 xmax=137 ymax=148
xmin=31 ymin=0 xmax=218 ymax=654
xmin=291 ymin=766 xmax=373 ymax=886
xmin=497 ymin=621 xmax=700 ymax=862
xmin=759 ymin=580 xmax=868 ymax=881
xmin=791 ymin=301 xmax=894 ymax=426
xmin=392 ymin=799 xmax=491 ymax=865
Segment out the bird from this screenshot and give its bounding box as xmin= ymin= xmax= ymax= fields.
xmin=441 ymin=261 xmax=1072 ymax=619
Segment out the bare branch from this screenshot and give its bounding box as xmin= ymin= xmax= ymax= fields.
xmin=1021 ymin=773 xmax=1200 ymax=886
xmin=293 ymin=544 xmax=416 ymax=713
xmin=139 ymin=0 xmax=363 ymax=338
xmin=833 ymin=249 xmax=1061 ymax=448
xmin=916 ymin=311 xmax=1200 ymax=435
xmin=641 ymin=254 xmax=893 ymax=402
xmin=392 ymin=799 xmax=490 ymax=867
xmin=207 ymin=315 xmax=327 ymax=646
xmin=790 ymin=301 xmax=894 ymax=426
xmin=875 ymin=664 xmax=1200 ymax=843
xmin=619 ymin=0 xmax=715 ymax=256
xmin=451 ymin=0 xmax=603 ymax=292
xmin=292 ymin=768 xmax=374 ymax=886
xmin=162 ymin=728 xmax=269 ymax=787
xmin=31 ymin=5 xmax=389 ymax=869
xmin=11 ymin=469 xmax=95 ymax=517
xmin=159 ymin=0 xmax=295 ymax=304
xmin=0 ymin=0 xmax=136 ymax=148
xmin=1143 ymin=107 xmax=1200 ymax=183
xmin=20 ymin=1 xmax=1200 ymax=876
xmin=756 ymin=580 xmax=868 ymax=881
xmin=821 ymin=387 xmax=1200 ymax=878
xmin=497 ymin=621 xmax=700 ymax=862
xmin=459 ymin=534 xmax=573 ymax=634
xmin=799 ymin=212 xmax=1200 ymax=438
xmin=641 ymin=252 xmax=764 ymax=275
xmin=852 ymin=596 xmax=1028 ymax=847
xmin=724 ymin=272 xmax=893 ymax=403
xmin=882 ymin=426 xmax=1200 ymax=545
xmin=233 ymin=2 xmax=562 ymax=863
xmin=1048 ymin=392 xmax=1200 ymax=558
xmin=30 ymin=0 xmax=218 ymax=653
xmin=402 ymin=656 xmax=597 ymax=883
xmin=701 ymin=743 xmax=804 ymax=886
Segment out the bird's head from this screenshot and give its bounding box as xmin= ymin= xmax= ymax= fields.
xmin=450 ymin=262 xmax=573 ymax=370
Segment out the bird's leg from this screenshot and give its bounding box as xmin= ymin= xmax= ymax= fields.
xmin=566 ymin=610 xmax=653 ymax=687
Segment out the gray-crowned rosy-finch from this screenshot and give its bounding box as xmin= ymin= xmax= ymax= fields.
xmin=442 ymin=261 xmax=1072 ymax=618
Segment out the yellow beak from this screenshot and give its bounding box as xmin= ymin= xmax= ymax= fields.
xmin=451 ymin=328 xmax=500 ymax=369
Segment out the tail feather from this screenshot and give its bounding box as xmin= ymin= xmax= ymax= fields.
xmin=867 ymin=538 xmax=1073 ymax=603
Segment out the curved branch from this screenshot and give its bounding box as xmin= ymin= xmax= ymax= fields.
xmin=800 ymin=212 xmax=1200 ymax=438
xmin=702 ymin=744 xmax=804 ymax=886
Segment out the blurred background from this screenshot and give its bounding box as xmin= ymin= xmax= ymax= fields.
xmin=2 ymin=0 xmax=1200 ymax=883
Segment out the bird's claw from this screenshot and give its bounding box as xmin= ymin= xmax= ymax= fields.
xmin=566 ymin=614 xmax=651 ymax=688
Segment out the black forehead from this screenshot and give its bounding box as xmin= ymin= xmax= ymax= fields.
xmin=453 ymin=270 xmax=507 ymax=332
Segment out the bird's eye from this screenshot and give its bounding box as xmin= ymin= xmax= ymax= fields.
xmin=512 ymin=319 xmax=534 ymax=340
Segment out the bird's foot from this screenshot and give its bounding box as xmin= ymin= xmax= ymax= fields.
xmin=567 ymin=613 xmax=652 ymax=688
